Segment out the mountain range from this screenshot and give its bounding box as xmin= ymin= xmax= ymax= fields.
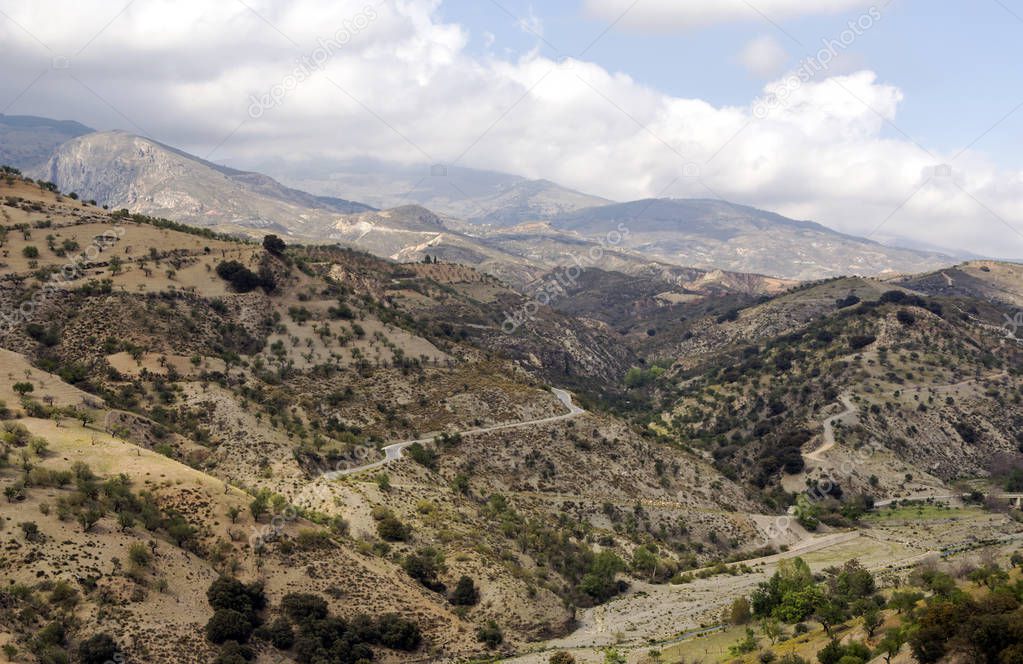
xmin=1 ymin=114 xmax=958 ymax=282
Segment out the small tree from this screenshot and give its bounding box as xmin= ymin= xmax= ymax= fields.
xmin=262 ymin=234 xmax=286 ymax=255
xmin=19 ymin=521 xmax=41 ymax=542
xmin=72 ymin=408 xmax=94 ymax=427
xmin=12 ymin=382 xmax=33 ymax=397
xmin=760 ymin=617 xmax=782 ymax=644
xmin=814 ymin=599 xmax=847 ymax=638
xmin=403 ymin=547 xmax=446 ymax=591
xmin=77 ymin=507 xmax=103 ymax=532
xmin=863 ymin=607 xmax=883 ymax=638
xmin=726 ymin=597 xmax=752 ymax=625
xmin=476 ymin=620 xmax=503 ymax=648
xmin=117 ymin=512 xmax=135 ymax=532
xmin=888 ymin=590 xmax=923 ymax=615
xmin=78 ymin=634 xmax=119 ymax=664
xmin=249 ymin=493 xmax=269 ymax=521
xmin=128 ymin=541 xmax=152 ymax=569
xmin=877 ymin=627 xmax=905 ymax=664
xmin=30 ymin=437 xmax=48 ymax=457
xmin=206 ymin=609 xmax=253 ymax=644
xmin=450 ymin=575 xmax=480 ymax=606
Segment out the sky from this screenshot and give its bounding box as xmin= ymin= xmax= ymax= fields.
xmin=1 ymin=0 xmax=1022 ymax=258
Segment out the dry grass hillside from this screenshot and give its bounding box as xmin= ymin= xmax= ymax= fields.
xmin=0 ymin=173 xmax=774 ymax=664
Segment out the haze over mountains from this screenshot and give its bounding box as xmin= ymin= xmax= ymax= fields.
xmin=245 ymin=157 xmax=614 ymax=226
xmin=2 ymin=114 xmax=958 ymax=282
xmin=548 ymin=199 xmax=951 ymax=280
xmin=0 ymin=114 xmax=93 ymax=171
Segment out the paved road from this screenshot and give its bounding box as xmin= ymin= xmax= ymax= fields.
xmin=323 ymin=387 xmax=583 ymax=479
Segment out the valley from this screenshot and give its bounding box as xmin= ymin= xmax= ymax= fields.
xmin=0 ymin=158 xmax=1021 ymax=664
xmin=3 ymin=0 xmax=1023 ymax=660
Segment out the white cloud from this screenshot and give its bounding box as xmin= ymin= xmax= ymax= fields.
xmin=583 ymin=0 xmax=877 ymax=31
xmin=1 ymin=0 xmax=1021 ymax=258
xmin=738 ymin=35 xmax=788 ymax=78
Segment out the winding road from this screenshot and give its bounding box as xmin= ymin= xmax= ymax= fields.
xmin=805 ymin=371 xmax=1007 ymax=467
xmin=807 ymin=393 xmax=857 ymax=463
xmin=323 ymin=388 xmax=583 ymax=479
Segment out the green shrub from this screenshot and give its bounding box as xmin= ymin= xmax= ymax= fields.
xmin=77 ymin=634 xmax=119 ymax=664
xmin=205 ymin=609 xmax=253 ymax=644
xmin=476 ymin=620 xmax=503 ymax=648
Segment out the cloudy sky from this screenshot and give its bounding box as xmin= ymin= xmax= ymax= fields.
xmin=2 ymin=0 xmax=1022 ymax=257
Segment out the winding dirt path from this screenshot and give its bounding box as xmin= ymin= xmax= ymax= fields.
xmin=804 ymin=371 xmax=1007 ymax=467
xmin=807 ymin=393 xmax=857 ymax=463
xmin=323 ymin=388 xmax=583 ymax=478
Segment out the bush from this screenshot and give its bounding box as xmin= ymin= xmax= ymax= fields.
xmin=207 ymin=577 xmax=266 ymax=616
xmin=476 ymin=620 xmax=503 ymax=648
xmin=128 ymin=541 xmax=151 ymax=568
xmin=213 ymin=641 xmax=253 ymax=664
xmin=206 ymin=609 xmax=253 ymax=644
xmin=265 ymin=617 xmax=295 ymax=649
xmin=403 ymin=547 xmax=446 ymax=591
xmin=262 ymin=234 xmax=286 ymax=255
xmin=36 ymin=646 xmax=69 ymax=664
xmin=550 ymin=652 xmax=576 ymax=664
xmin=376 ymin=514 xmax=410 ymax=541
xmin=725 ymin=597 xmax=752 ymax=624
xmin=848 ymin=334 xmax=876 ymax=350
xmin=406 ymin=442 xmax=437 ymax=470
xmin=280 ymin=592 xmax=328 ymax=623
xmin=77 ymin=634 xmax=119 ymax=664
xmin=35 ymin=621 xmax=66 ymax=650
xmin=835 ymin=295 xmax=860 ymax=309
xmin=295 ymin=529 xmax=333 ymax=550
xmin=215 ymin=261 xmax=264 ymax=293
xmin=450 ymin=575 xmax=480 ymax=606
xmin=817 ymin=639 xmax=870 ymax=664
xmin=375 ymin=613 xmax=422 ymax=650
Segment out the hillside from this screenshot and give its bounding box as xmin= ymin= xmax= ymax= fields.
xmin=893 ymin=260 xmax=1023 ymax=308
xmin=0 ymin=174 xmax=768 ymax=663
xmin=550 ymin=199 xmax=953 ymax=280
xmin=636 ymin=276 xmax=1023 ymax=501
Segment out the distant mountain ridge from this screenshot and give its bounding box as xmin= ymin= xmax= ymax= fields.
xmin=548 ymin=198 xmax=952 ymax=280
xmin=0 ymin=115 xmax=956 ymax=282
xmin=0 ymin=114 xmax=94 ymax=171
xmin=245 ymin=157 xmax=614 ymax=226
